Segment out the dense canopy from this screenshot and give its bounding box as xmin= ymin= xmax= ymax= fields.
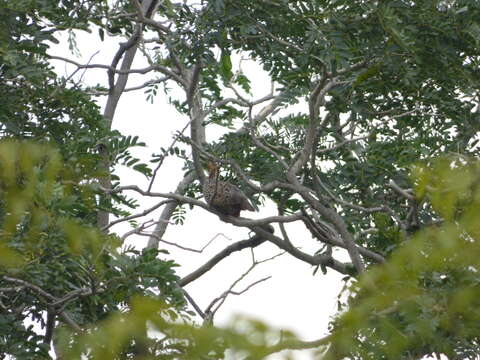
xmin=1 ymin=0 xmax=480 ymax=359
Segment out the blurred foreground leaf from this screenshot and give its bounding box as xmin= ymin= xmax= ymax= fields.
xmin=327 ymin=156 xmax=480 ymax=359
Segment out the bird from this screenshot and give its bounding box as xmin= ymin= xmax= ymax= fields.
xmin=203 ymin=161 xmax=256 ymax=217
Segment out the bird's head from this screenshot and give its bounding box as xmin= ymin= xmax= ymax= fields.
xmin=205 ymin=161 xmax=219 ymax=177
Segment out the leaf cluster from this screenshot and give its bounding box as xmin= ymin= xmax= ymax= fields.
xmin=327 ymin=157 xmax=480 ymax=359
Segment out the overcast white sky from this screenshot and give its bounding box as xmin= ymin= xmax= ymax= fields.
xmin=49 ymin=29 xmax=349 ymax=360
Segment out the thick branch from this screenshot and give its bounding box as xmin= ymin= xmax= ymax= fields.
xmin=388 ymin=179 xmax=415 ymax=201
xmin=107 ymin=183 xmax=304 ymax=226
xmin=297 ymin=190 xmax=365 ymax=273
xmin=97 ymin=0 xmax=157 ymax=229
xmin=187 ymin=65 xmax=207 ymax=187
xmin=302 ymin=210 xmax=385 ymax=264
xmin=249 ymin=227 xmax=352 ymax=275
xmin=179 ymin=236 xmax=267 ymax=287
xmin=288 ymin=79 xmax=338 ymax=177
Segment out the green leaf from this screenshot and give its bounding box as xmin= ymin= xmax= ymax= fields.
xmin=219 ymin=51 xmax=233 ymax=81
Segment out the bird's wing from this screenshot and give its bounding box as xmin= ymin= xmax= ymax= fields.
xmin=230 ymin=185 xmax=256 ymax=212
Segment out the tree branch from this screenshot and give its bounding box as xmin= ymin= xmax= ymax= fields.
xmin=249 ymin=226 xmax=352 ymax=275
xmin=179 ymin=235 xmax=268 ymax=287
xmin=147 ymin=172 xmax=196 ymax=249
xmin=288 ymin=79 xmax=338 ymax=177
xmin=88 ymin=76 xmax=170 ymax=95
xmin=301 ymin=209 xmax=385 ymax=264
xmin=2 ymin=276 xmax=86 ymax=334
xmin=388 ymin=179 xmax=415 ymax=201
xmin=264 ymin=334 xmax=331 ymax=356
xmin=96 ymin=0 xmax=159 ymax=229
xmin=48 ymin=55 xmax=185 ymax=87
xmin=104 ymin=199 xmax=173 ymax=231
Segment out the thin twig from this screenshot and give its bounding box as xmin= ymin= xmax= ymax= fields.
xmin=88 ymin=76 xmax=170 ymax=95
xmin=204 ymin=250 xmax=283 ymax=318
xmin=136 ymin=227 xmax=231 ymax=253
xmin=104 ymin=199 xmax=173 ymax=231
xmin=148 ymin=120 xmax=192 ymax=192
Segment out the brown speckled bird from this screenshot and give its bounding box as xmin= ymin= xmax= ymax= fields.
xmin=203 ymin=161 xmax=255 ymax=217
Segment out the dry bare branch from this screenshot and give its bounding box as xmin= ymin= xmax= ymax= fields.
xmin=202 ymin=249 xmax=283 ymax=320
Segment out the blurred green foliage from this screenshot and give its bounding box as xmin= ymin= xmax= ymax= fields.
xmin=327 ymin=156 xmax=480 ymax=359
xmin=60 ymin=296 xmax=300 ymax=360
xmin=0 ymin=140 xmax=188 ymax=358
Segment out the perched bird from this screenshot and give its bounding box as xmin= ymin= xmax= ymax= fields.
xmin=203 ymin=161 xmax=256 ymax=217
